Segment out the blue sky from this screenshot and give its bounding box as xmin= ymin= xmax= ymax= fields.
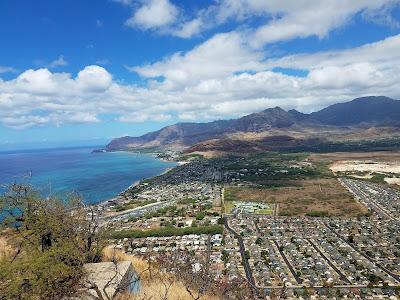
xmin=1 ymin=0 xmax=400 ymax=150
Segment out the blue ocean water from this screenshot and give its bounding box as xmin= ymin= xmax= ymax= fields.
xmin=0 ymin=146 xmax=177 ymax=204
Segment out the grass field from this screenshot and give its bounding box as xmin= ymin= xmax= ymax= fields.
xmin=224 ymin=188 xmax=273 ymax=214
xmin=256 ymin=208 xmax=273 ymax=214
xmin=223 ymin=202 xmax=273 ymax=214
xmin=224 ymin=200 xmax=235 ymax=214
xmin=224 ymin=178 xmax=368 ymax=217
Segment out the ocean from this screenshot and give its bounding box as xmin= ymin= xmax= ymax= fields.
xmin=0 ymin=146 xmax=177 ymax=204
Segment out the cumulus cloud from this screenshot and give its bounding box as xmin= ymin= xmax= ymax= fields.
xmin=171 ymin=18 xmax=204 ymax=38
xmin=248 ymin=0 xmax=398 ymax=47
xmin=125 ymin=0 xmax=178 ymax=30
xmin=76 ymin=65 xmax=113 ymax=91
xmin=130 ymin=31 xmax=266 ymax=87
xmin=2 ymin=1 xmax=400 ymax=130
xmin=1 ymin=34 xmax=400 ymax=129
xmin=263 ymin=34 xmax=400 ymax=70
xmin=116 ymin=0 xmax=400 ymax=42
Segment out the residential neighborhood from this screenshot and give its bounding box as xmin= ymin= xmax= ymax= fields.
xmin=102 ymin=156 xmax=400 ymax=299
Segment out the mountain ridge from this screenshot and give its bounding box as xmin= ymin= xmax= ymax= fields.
xmin=105 ymin=96 xmax=400 ymax=151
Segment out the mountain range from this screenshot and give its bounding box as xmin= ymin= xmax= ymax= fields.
xmin=105 ymin=96 xmax=400 ymax=154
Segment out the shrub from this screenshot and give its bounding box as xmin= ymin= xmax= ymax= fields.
xmin=111 ymin=225 xmax=224 ymax=239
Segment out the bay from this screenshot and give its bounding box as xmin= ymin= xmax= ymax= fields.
xmin=0 ymin=146 xmax=176 ymax=204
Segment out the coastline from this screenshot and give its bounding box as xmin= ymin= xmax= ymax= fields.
xmin=94 ymin=151 xmax=183 ymax=209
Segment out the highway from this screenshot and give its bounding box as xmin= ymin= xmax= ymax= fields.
xmin=340 ymin=178 xmax=396 ymax=221
xmin=100 ymin=200 xmax=176 ymax=222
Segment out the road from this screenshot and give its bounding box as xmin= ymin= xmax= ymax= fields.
xmin=253 ymin=219 xmax=262 ymax=234
xmin=252 ymin=219 xmax=302 ymax=284
xmin=306 ymin=238 xmax=351 ymax=284
xmin=340 ymin=178 xmax=396 ymax=221
xmin=273 ymin=203 xmax=278 ymax=218
xmin=100 ymin=200 xmax=176 ymax=222
xmin=211 ymin=185 xmax=222 ymax=212
xmin=272 ymin=240 xmax=303 ymax=285
xmin=254 ymin=220 xmax=303 ymax=284
xmin=223 ymin=217 xmax=257 ymax=290
xmin=324 ymin=223 xmax=400 ymax=283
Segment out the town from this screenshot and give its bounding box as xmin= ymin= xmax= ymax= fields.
xmin=96 ymin=152 xmax=400 ymax=299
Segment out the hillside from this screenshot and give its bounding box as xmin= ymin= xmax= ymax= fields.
xmin=105 ymin=96 xmax=400 ymax=151
xmin=309 ymin=96 xmax=400 ymax=126
xmin=105 ymin=107 xmax=304 ymax=151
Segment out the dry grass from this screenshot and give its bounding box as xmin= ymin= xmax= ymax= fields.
xmin=102 ymin=247 xmax=219 ymax=300
xmin=226 ymin=179 xmax=368 ymax=217
xmin=0 ymin=230 xmax=16 ymax=260
xmin=0 ymin=237 xmax=12 ymax=260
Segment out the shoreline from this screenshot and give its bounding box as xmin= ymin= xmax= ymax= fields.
xmin=94 ymin=151 xmax=184 ymax=209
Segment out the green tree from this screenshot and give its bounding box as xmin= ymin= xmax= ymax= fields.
xmin=195 ymin=211 xmax=206 ymax=220
xmin=0 ymin=184 xmax=105 ymax=299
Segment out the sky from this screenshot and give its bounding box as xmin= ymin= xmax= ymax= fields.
xmin=1 ymin=0 xmax=400 ymax=150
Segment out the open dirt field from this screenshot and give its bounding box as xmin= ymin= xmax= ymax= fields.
xmin=310 ymin=151 xmax=400 ymax=186
xmin=384 ymin=177 xmax=400 ymax=185
xmin=329 ymin=161 xmax=400 ymax=174
xmin=225 ymin=178 xmax=368 ymax=217
xmin=309 ymin=151 xmax=400 ymax=163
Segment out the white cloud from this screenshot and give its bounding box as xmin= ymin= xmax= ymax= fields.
xmin=118 ymin=112 xmax=171 ymax=122
xmin=362 ymin=1 xmax=400 ymax=27
xmin=130 ymin=31 xmax=265 ymax=87
xmin=112 ymin=0 xmax=134 ymax=6
xmin=117 ymin=0 xmax=400 ymax=42
xmin=307 ymin=63 xmax=385 ymax=89
xmin=1 ymin=34 xmax=400 ymax=129
xmin=171 ymin=18 xmax=204 ymax=38
xmin=35 ymin=56 xmax=68 ymax=69
xmin=264 ymin=34 xmax=400 ymax=70
xmin=125 ymin=0 xmax=178 ymax=30
xmin=76 ymin=65 xmax=113 ymax=91
xmin=249 ymin=0 xmax=399 ymax=47
xmin=0 ymin=66 xmax=17 ymax=74
xmin=2 ymin=2 xmax=400 ymax=130
xmin=48 ymin=55 xmax=68 ymax=68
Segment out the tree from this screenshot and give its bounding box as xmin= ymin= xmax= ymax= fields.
xmin=196 ymin=212 xmax=206 ymax=220
xmin=0 ymin=184 xmax=105 ymax=299
xmin=347 ymin=234 xmax=355 ymax=244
